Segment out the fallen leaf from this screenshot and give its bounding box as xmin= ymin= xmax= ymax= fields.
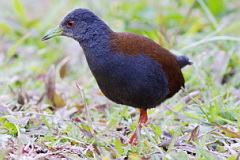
xmin=142 ymin=152 xmax=164 ymax=159
xmin=189 ymin=124 xmax=200 ymax=141
xmin=71 ymin=104 xmax=84 ymax=112
xmin=45 ymin=65 xmax=56 ymax=102
xmin=17 ymin=92 xmax=25 ymax=105
xmin=58 ymin=56 xmax=70 ymax=79
xmin=95 ymin=104 xmax=107 ymax=112
xmin=176 ymin=145 xmax=196 ymax=154
xmin=212 ymin=122 xmax=240 ymax=138
xmin=53 ymin=93 xmax=66 ymax=109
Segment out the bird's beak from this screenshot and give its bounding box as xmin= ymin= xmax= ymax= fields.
xmin=42 ymin=26 xmax=63 ymax=41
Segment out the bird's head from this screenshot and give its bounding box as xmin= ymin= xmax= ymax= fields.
xmin=42 ymin=8 xmax=110 ymax=42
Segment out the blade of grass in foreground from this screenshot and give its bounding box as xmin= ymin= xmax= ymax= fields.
xmin=180 ymin=36 xmax=240 ymax=51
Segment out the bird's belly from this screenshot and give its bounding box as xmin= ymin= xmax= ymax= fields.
xmin=87 ymin=53 xmax=170 ymax=109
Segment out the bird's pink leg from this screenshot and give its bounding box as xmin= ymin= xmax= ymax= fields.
xmin=129 ymin=109 xmax=148 ymax=146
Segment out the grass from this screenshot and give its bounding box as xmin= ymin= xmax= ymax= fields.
xmin=0 ymin=0 xmax=240 ymax=159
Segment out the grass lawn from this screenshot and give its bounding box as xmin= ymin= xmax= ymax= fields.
xmin=0 ymin=0 xmax=240 ymax=159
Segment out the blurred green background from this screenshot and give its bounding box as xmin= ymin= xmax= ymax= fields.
xmin=0 ymin=0 xmax=240 ymax=159
xmin=1 ymin=0 xmax=240 ymax=97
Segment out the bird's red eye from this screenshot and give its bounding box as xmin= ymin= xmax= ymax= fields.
xmin=67 ymin=21 xmax=75 ymax=27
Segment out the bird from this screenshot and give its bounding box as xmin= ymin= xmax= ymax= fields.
xmin=42 ymin=8 xmax=191 ymax=146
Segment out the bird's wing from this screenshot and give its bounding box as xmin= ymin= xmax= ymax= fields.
xmin=109 ymin=32 xmax=185 ymax=97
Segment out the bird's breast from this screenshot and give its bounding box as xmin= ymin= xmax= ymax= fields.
xmin=85 ymin=51 xmax=170 ymax=109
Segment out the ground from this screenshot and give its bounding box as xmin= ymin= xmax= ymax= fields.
xmin=0 ymin=0 xmax=240 ymax=159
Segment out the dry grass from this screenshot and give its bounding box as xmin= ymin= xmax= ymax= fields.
xmin=0 ymin=0 xmax=240 ymax=159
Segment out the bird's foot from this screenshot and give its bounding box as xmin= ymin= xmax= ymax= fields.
xmin=129 ymin=130 xmax=138 ymax=146
xmin=128 ymin=109 xmax=148 ymax=146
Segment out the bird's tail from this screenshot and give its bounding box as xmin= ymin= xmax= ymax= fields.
xmin=176 ymin=55 xmax=192 ymax=69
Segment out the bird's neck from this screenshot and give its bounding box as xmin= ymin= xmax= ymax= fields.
xmin=79 ymin=23 xmax=113 ymax=56
xmin=78 ymin=24 xmax=115 ymax=75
